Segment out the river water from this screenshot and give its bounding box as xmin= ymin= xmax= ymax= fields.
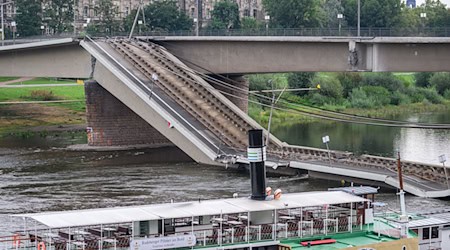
xmin=1 ymin=110 xmax=450 ymax=234
xmin=272 ymin=111 xmax=450 ymax=164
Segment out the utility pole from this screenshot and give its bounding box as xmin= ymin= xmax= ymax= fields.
xmin=1 ymin=1 xmax=13 ymax=46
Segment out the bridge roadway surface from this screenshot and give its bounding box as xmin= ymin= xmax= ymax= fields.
xmin=0 ymin=37 xmax=449 ymax=198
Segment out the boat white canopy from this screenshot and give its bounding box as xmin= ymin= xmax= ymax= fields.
xmin=12 ymin=191 xmax=366 ymax=229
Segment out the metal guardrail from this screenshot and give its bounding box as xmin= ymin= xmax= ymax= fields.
xmin=2 ymin=27 xmax=450 ymax=46
xmin=138 ymin=27 xmax=450 ymax=37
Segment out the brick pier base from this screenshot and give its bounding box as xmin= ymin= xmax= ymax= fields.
xmin=84 ymin=81 xmax=171 ymax=147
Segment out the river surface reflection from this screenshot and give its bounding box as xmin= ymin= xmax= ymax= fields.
xmin=0 ymin=132 xmax=449 ymax=235
xmin=272 ymin=111 xmax=450 ymax=164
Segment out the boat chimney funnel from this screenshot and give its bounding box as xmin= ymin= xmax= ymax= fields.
xmin=248 ymin=129 xmax=267 ymax=200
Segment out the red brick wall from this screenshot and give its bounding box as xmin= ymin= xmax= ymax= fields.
xmin=84 ymin=81 xmax=171 ymax=146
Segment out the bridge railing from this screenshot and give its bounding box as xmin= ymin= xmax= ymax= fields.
xmin=139 ymin=27 xmax=450 ymax=37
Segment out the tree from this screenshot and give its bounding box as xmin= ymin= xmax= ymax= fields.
xmin=140 ymin=0 xmax=192 ymax=32
xmin=342 ymin=0 xmax=401 ymax=28
xmin=16 ymin=0 xmax=42 ymax=36
xmin=287 ymin=72 xmax=316 ymax=96
xmin=241 ymin=17 xmax=264 ymax=30
xmin=43 ymin=0 xmax=74 ymax=34
xmin=262 ymin=0 xmax=324 ymax=28
xmin=209 ymin=0 xmax=240 ymax=30
xmin=93 ymin=0 xmax=120 ymax=34
xmin=311 ymin=74 xmax=343 ymax=99
xmin=320 ymin=0 xmax=347 ymax=28
xmin=415 ymin=72 xmax=433 ymax=88
xmin=430 ymin=72 xmax=450 ymax=95
xmin=419 ymin=0 xmax=449 ymax=27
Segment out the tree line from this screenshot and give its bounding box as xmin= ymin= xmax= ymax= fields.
xmin=4 ymin=0 xmax=450 ymax=38
xmin=249 ymin=72 xmax=450 ymax=110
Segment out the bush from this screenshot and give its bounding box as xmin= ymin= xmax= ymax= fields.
xmin=350 ymin=86 xmax=390 ymax=109
xmin=29 ymin=90 xmax=57 ymax=101
xmin=430 ymin=72 xmax=450 ymax=95
xmin=444 ymin=89 xmax=450 ymax=100
xmin=419 ymin=88 xmax=443 ymax=104
xmin=404 ymin=87 xmax=443 ymax=104
xmin=337 ymin=72 xmax=363 ymax=98
xmin=390 ymin=91 xmax=411 ymax=105
xmin=311 ymin=75 xmax=343 ymax=99
xmin=309 ymin=93 xmax=328 ymax=106
xmin=361 ymin=73 xmax=403 ymax=92
xmin=415 ymin=72 xmax=433 ymax=88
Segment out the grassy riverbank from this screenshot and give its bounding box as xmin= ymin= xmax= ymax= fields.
xmin=249 ymin=100 xmax=450 ymax=128
xmin=0 ymin=85 xmax=86 ymax=136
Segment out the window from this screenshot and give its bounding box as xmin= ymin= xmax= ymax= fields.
xmin=243 ymin=9 xmax=250 ymax=17
xmin=423 ymin=227 xmax=430 ymax=240
xmin=190 ymin=7 xmax=195 ymax=18
xmin=125 ymin=7 xmax=129 ymax=16
xmin=253 ymin=9 xmax=257 ymax=18
xmin=83 ymin=6 xmax=88 ymax=17
xmin=431 ymin=226 xmax=439 ymax=239
xmin=139 ymin=221 xmax=149 ymax=236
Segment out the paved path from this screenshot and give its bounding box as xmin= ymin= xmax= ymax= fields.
xmin=0 ymin=83 xmax=79 ymax=88
xmin=0 ymin=77 xmax=34 ymax=85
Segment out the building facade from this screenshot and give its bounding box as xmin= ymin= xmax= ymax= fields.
xmin=1 ymin=0 xmax=265 ymax=35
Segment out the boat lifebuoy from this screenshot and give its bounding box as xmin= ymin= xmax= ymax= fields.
xmin=37 ymin=242 xmax=46 ymax=250
xmin=12 ymin=234 xmax=20 ymax=246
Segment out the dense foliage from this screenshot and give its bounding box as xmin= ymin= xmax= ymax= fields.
xmin=209 ymin=0 xmax=241 ymax=30
xmin=16 ymin=0 xmax=42 ymax=36
xmin=249 ymin=72 xmax=450 ymax=110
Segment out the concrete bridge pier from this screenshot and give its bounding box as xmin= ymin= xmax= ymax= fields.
xmin=84 ymin=81 xmax=172 ymax=147
xmin=208 ymin=75 xmax=249 ymax=113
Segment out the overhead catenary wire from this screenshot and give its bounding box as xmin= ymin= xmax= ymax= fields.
xmin=152 ymin=39 xmax=450 ymax=127
xmin=130 ymin=38 xmax=450 ymax=129
xmin=154 ymin=39 xmax=450 ymax=128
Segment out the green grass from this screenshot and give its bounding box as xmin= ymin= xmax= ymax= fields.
xmin=0 ymin=85 xmax=85 ymax=102
xmin=0 ymin=77 xmax=19 ymax=82
xmin=8 ymin=77 xmax=78 ymax=85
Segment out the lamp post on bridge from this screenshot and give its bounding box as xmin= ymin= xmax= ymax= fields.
xmin=439 ymin=154 xmax=449 ymax=189
xmin=264 ymin=15 xmax=270 ymax=35
xmin=420 ymin=12 xmax=427 ymax=35
xmin=337 ymin=13 xmax=343 ymax=36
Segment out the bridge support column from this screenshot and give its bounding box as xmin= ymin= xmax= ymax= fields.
xmin=209 ymin=75 xmax=249 ymax=113
xmin=84 ymin=81 xmax=171 ymax=147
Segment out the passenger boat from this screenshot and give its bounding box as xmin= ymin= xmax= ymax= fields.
xmin=0 ymin=130 xmax=421 ymax=250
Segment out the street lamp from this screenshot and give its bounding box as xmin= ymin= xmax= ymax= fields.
xmin=264 ymin=15 xmax=270 ymax=35
xmin=40 ymin=25 xmax=45 ymax=36
xmin=137 ymin=20 xmax=143 ymax=35
xmin=337 ymin=13 xmax=343 ymax=36
xmin=322 ymin=135 xmax=332 ymax=166
xmin=10 ymin=20 xmax=15 ymax=44
xmin=439 ymin=154 xmax=449 ymax=189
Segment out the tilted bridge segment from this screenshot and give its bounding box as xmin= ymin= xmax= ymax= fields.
xmin=0 ymin=36 xmax=449 ymax=198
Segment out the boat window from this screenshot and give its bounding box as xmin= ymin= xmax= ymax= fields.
xmin=139 ymin=221 xmax=150 ymax=236
xmin=423 ymin=227 xmax=430 ymax=240
xmin=431 ymin=226 xmax=439 ymax=239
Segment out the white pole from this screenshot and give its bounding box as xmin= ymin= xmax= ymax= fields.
xmin=1 ymin=4 xmax=4 ymax=45
xmin=265 ymin=80 xmax=275 ymax=148
xmin=129 ymin=4 xmax=142 ymax=39
xmin=357 ymin=0 xmax=361 ymax=37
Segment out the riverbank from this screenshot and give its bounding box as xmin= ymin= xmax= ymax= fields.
xmin=249 ymin=101 xmax=450 ymax=128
